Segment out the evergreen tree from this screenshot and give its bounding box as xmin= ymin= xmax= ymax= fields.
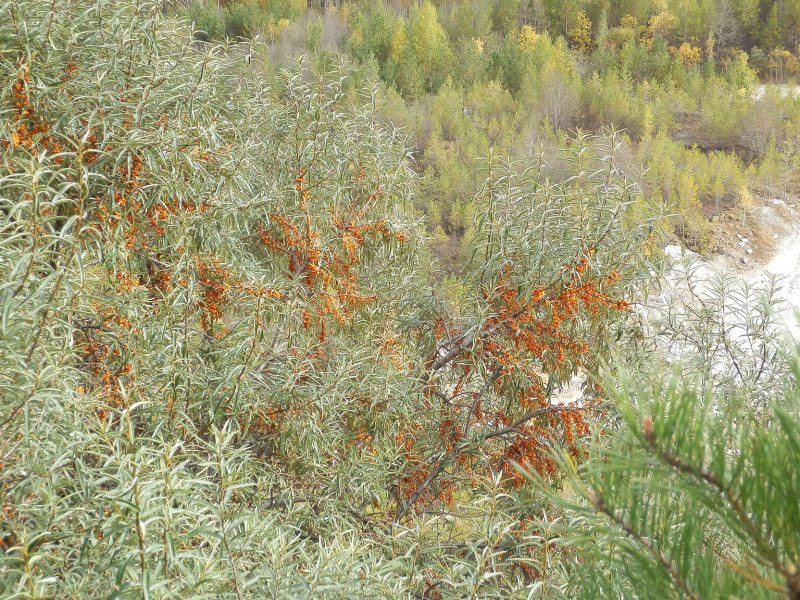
xmin=551 ymin=273 xmax=800 ymax=599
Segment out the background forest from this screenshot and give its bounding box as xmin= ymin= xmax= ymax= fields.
xmin=182 ymin=0 xmax=800 ymax=268
xmin=1 ymin=0 xmax=800 ymax=599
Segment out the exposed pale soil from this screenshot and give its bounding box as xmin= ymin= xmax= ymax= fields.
xmin=703 ymin=196 xmax=799 ymax=274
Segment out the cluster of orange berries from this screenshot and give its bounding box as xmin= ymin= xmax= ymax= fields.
xmin=257 ymin=170 xmax=406 ymax=345
xmin=332 ymin=213 xmax=405 ymax=263
xmin=352 ymin=167 xmax=367 ymax=184
xmin=438 ymin=417 xmax=462 ymax=451
xmin=239 ymin=408 xmax=281 ymax=435
xmin=394 ymin=425 xmax=459 ymax=510
xmin=379 ymin=335 xmax=405 ymax=369
xmin=258 ymin=214 xmax=325 ymax=288
xmin=93 ymin=151 xmax=146 ymax=249
xmin=3 ymin=64 xmax=68 ymax=164
xmin=74 ymin=305 xmax=135 ymax=417
xmin=59 ymin=60 xmax=78 ymax=82
xmin=559 ymin=407 xmax=591 ymax=457
xmin=194 ymin=256 xmax=231 ymax=334
xmin=550 ymin=270 xmax=629 ymax=322
xmin=239 ymin=283 xmax=284 ymax=298
xmin=295 ymin=170 xmax=310 ymax=208
xmin=395 ymin=428 xmax=424 ymax=486
xmin=147 ymin=204 xmax=170 ymax=236
xmin=344 ymin=428 xmax=375 ymax=456
xmin=421 ymin=575 xmax=444 ymax=600
xmin=483 ymin=257 xmax=629 ymax=370
xmin=113 ymin=270 xmax=144 ymax=296
xmin=149 ymin=265 xmax=172 ymax=295
xmin=418 ymin=255 xmax=630 ymax=489
xmin=500 ymin=423 xmax=559 ymax=485
xmin=145 ymin=198 xmax=210 ymax=238
xmin=0 ymin=503 xmax=17 ymax=549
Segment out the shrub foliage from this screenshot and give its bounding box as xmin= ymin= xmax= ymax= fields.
xmin=0 ymin=1 xmax=654 ymax=597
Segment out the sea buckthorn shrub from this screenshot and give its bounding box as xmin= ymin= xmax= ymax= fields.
xmin=395 ymin=134 xmax=657 ymax=521
xmin=0 ymin=1 xmax=420 ymax=596
xmin=0 ymin=1 xmax=654 ymax=598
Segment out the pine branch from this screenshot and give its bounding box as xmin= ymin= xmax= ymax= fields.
xmin=642 ymin=415 xmax=798 ymax=595
xmin=588 ymin=487 xmax=703 ymax=600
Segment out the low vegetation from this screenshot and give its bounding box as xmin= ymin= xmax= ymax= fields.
xmin=1 ymin=1 xmax=799 ymax=598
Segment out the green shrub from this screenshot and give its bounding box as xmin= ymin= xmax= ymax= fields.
xmin=224 ymin=0 xmax=265 ymax=38
xmin=0 ymin=2 xmax=655 ymax=598
xmin=553 ymin=274 xmax=800 ymax=600
xmin=181 ymin=0 xmax=225 ymax=41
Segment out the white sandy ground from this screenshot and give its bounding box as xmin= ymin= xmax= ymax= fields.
xmin=683 ymin=228 xmax=800 ymax=334
xmin=753 ymin=84 xmax=800 ymax=100
xmin=745 ymin=231 xmax=800 ymax=337
xmin=551 ymin=223 xmax=800 ymax=406
xmin=763 ymin=233 xmax=800 ymax=299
